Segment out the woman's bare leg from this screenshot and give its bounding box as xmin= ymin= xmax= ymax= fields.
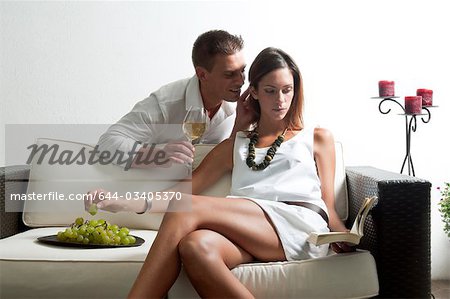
xmin=179 ymin=229 xmax=255 ymax=298
xmin=127 ymin=195 xmax=286 ymax=299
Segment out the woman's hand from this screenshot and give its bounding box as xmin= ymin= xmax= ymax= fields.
xmin=232 ymin=88 xmax=257 ymax=135
xmin=84 ymin=188 xmax=143 ymax=214
xmin=329 ymin=228 xmax=357 ymax=253
xmin=330 ymin=242 xmax=356 ymax=253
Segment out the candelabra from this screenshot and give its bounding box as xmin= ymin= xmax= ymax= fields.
xmin=371 ymin=96 xmax=437 ymax=176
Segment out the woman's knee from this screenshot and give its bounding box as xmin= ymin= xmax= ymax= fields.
xmin=178 ymin=231 xmax=221 ymax=266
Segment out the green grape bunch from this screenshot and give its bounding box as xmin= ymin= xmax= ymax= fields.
xmin=56 ymin=217 xmax=136 ymax=246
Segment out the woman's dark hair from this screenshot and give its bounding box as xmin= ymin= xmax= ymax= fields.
xmin=192 ymin=30 xmax=244 ymax=71
xmin=248 ymin=47 xmax=303 ymax=130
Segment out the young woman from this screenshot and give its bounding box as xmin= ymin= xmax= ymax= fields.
xmin=88 ymin=47 xmax=350 ymax=298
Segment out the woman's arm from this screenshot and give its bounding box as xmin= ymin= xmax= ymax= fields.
xmin=140 ymin=138 xmax=234 ymax=212
xmin=86 ymin=138 xmax=234 ymax=213
xmin=191 ymin=138 xmax=234 ymax=195
xmin=313 ymin=128 xmax=348 ymax=233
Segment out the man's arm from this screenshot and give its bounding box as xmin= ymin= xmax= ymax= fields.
xmin=97 ymin=95 xmax=194 ymax=169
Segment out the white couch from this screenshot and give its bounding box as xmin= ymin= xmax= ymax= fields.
xmin=0 ymin=138 xmax=379 ymax=298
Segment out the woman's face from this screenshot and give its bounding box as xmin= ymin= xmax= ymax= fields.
xmin=251 ymin=67 xmax=294 ymax=122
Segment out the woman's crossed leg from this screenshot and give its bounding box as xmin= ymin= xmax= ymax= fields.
xmin=128 ymin=195 xmax=286 ymax=299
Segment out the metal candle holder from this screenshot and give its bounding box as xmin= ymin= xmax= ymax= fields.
xmin=371 ymin=96 xmax=437 ymax=177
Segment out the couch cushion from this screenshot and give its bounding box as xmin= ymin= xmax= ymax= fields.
xmin=22 ymin=138 xmax=187 ymax=229
xmin=0 ymin=227 xmax=156 ymax=299
xmin=0 ymin=227 xmax=377 ymax=299
xmin=170 ymin=251 xmax=378 ymax=299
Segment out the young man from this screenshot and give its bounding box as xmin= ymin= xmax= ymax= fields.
xmin=97 ymin=30 xmax=248 ymax=169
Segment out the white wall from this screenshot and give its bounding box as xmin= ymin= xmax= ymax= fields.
xmin=1 ymin=0 xmax=449 ymax=279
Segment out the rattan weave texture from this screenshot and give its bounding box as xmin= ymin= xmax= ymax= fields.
xmin=0 ymin=165 xmax=30 ymax=238
xmin=346 ymin=166 xmax=431 ymax=298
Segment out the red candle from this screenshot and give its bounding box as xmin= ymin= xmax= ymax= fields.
xmin=416 ymin=89 xmax=433 ymax=106
xmin=405 ymin=96 xmax=422 ymax=114
xmin=379 ymin=80 xmax=395 ymax=97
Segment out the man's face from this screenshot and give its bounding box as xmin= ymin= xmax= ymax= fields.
xmin=204 ymin=51 xmax=246 ymax=102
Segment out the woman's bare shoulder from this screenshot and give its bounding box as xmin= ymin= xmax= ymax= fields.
xmin=313 ymin=127 xmax=335 ymax=158
xmin=314 ymin=127 xmax=334 ymax=145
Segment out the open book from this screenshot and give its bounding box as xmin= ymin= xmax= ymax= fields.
xmin=307 ymin=196 xmax=377 ymax=246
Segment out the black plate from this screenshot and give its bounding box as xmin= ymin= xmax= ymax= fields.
xmin=37 ymin=234 xmax=145 ymax=249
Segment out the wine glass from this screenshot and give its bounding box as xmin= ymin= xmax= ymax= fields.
xmin=182 ymin=106 xmax=207 ymax=144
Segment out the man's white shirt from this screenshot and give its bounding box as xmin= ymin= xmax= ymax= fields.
xmin=98 ymin=75 xmax=236 ymax=162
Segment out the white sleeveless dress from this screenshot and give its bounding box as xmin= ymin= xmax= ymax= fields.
xmin=227 ymin=127 xmax=329 ymax=260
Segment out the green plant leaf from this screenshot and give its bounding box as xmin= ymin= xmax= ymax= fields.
xmin=438 ymin=183 xmax=450 ymax=238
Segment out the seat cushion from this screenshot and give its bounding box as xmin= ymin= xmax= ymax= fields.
xmin=0 ymin=227 xmax=156 ymax=299
xmin=0 ymin=228 xmax=378 ymax=299
xmin=170 ymin=250 xmax=379 ymax=299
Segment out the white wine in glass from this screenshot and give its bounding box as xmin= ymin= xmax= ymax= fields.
xmin=182 ymin=107 xmax=207 ymax=143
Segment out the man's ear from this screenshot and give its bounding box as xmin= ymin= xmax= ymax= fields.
xmin=195 ymin=66 xmax=208 ymax=82
xmin=250 ymin=86 xmax=258 ymax=100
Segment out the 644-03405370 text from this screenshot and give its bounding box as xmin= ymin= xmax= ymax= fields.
xmin=10 ymin=191 xmax=183 ymax=201
xmin=91 ymin=191 xmax=183 ymax=201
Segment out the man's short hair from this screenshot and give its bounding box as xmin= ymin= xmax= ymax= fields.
xmin=192 ymin=30 xmax=244 ymax=71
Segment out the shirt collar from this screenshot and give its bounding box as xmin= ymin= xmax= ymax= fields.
xmin=221 ymin=101 xmax=237 ymax=117
xmin=185 ymin=75 xmax=203 ymax=110
xmin=185 ymin=75 xmax=237 ymax=117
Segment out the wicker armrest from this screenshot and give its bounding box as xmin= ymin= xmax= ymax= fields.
xmin=0 ymin=165 xmax=30 ymax=239
xmin=346 ymin=166 xmax=431 ymax=298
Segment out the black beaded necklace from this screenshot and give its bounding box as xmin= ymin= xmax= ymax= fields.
xmin=246 ymin=128 xmax=288 ymax=171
